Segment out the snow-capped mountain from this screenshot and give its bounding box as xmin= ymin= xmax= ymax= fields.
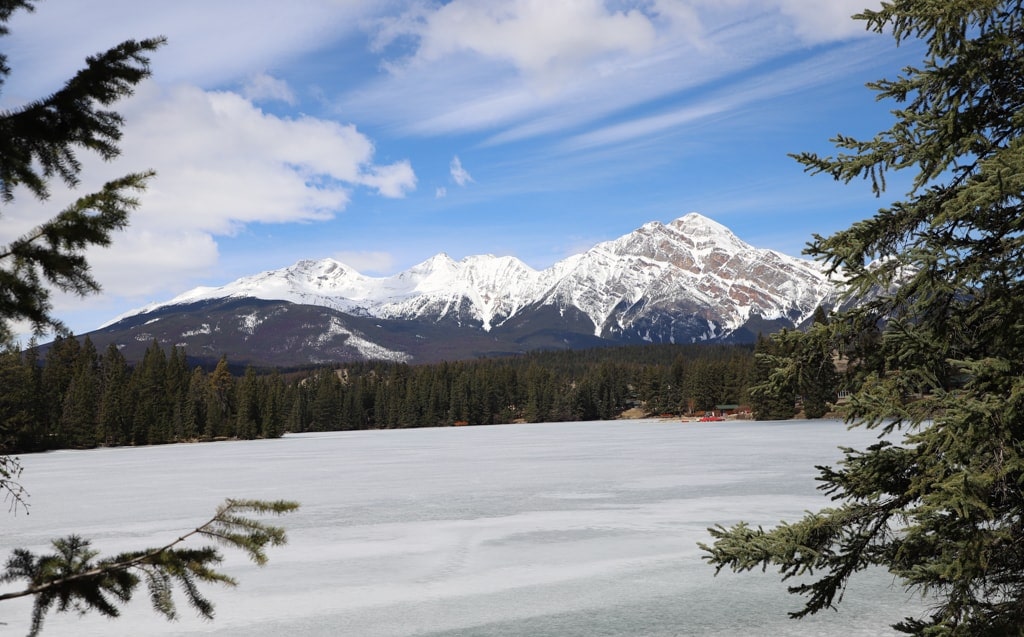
xmin=533 ymin=214 xmax=835 ymax=341
xmin=93 ymin=213 xmax=842 ymax=366
xmin=117 ymin=249 xmax=554 ymax=331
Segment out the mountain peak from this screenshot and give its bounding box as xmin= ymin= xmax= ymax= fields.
xmin=668 ymin=212 xmax=743 ymax=246
xmin=673 ymin=211 xmax=730 ymax=230
xmin=109 ymin=213 xmax=837 ymax=356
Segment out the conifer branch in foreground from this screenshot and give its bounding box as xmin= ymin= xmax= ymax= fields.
xmin=0 ymin=498 xmax=299 ymax=636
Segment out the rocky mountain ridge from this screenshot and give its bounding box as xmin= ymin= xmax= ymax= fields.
xmin=91 ymin=213 xmax=841 ymax=366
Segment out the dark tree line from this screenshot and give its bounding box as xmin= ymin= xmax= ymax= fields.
xmin=1 ymin=336 xmax=289 ymax=452
xmin=287 ymin=342 xmax=755 ymax=432
xmin=2 ymin=339 xmax=769 ymax=454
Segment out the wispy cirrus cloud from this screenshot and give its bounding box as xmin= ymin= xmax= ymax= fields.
xmin=561 ymin=37 xmax=886 ymax=152
xmin=1 ymin=0 xmax=381 ymax=100
xmin=344 ymin=0 xmax=885 ymax=148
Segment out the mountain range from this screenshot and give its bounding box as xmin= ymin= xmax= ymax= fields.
xmin=82 ymin=213 xmax=841 ymax=367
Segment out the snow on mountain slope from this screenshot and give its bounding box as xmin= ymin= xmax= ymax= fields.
xmin=114 ymin=251 xmax=553 ymax=330
xmin=122 ymin=258 xmax=373 ymax=317
xmin=538 ymin=214 xmax=834 ymax=338
xmin=113 ymin=213 xmax=839 ymax=341
xmin=370 ymin=253 xmax=550 ymax=330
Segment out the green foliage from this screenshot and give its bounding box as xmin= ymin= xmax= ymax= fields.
xmin=0 ymin=1 xmax=165 ymax=342
xmin=0 ymin=499 xmax=299 ymax=636
xmin=702 ymin=2 xmax=1024 ymax=634
xmin=0 ymin=339 xmax=298 ymax=452
xmin=0 ymin=452 xmax=25 ymax=512
xmin=748 ymin=333 xmax=799 ymax=420
xmin=749 ymin=323 xmax=839 ymax=420
xmin=0 ymin=9 xmax=298 ymax=636
xmin=281 ymin=343 xmax=755 ymax=431
xmin=0 ymin=339 xmax=765 ymax=455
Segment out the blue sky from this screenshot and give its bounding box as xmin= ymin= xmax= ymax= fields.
xmin=0 ymin=0 xmax=920 ymax=336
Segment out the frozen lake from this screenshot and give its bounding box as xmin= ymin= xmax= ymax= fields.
xmin=3 ymin=419 xmax=921 ymax=635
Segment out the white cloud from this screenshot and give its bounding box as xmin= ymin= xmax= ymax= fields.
xmin=436 ymin=187 xmax=448 ymax=198
xmin=648 ymin=0 xmax=705 ymax=38
xmin=650 ymin=0 xmax=883 ymax=43
xmin=450 ymin=156 xmax=474 ymax=186
xmin=564 ymin=102 xmax=725 ymax=151
xmin=242 ymin=73 xmax=297 ymax=105
xmin=773 ymin=0 xmax=884 ymax=43
xmin=378 ymin=0 xmax=658 ymax=88
xmin=1 ymin=80 xmax=417 ymax=309
xmin=88 ymin=230 xmax=221 ymax=297
xmin=118 ymin=83 xmax=417 ymax=230
xmin=359 ymin=161 xmax=418 ymax=198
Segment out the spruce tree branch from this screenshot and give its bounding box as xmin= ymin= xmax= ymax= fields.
xmin=0 ymin=498 xmax=299 ymax=634
xmin=0 ymin=173 xmax=151 ymax=262
xmin=0 ymin=0 xmax=33 ymax=27
xmin=0 ymin=36 xmax=165 ymax=202
xmin=0 ymin=499 xmax=297 ymax=602
xmin=0 ymin=454 xmax=28 ymax=514
xmin=0 ymin=172 xmax=151 ymax=341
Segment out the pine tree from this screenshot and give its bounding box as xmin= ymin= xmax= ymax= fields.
xmin=57 ymin=336 xmax=99 ymax=448
xmin=521 ymin=365 xmax=551 ymax=423
xmin=182 ymin=366 xmax=208 ymax=440
xmin=131 ymin=340 xmax=169 ymax=444
xmin=14 ymin=340 xmax=44 ymax=450
xmin=234 ymin=366 xmax=261 ymax=440
xmin=164 ymin=346 xmax=190 ymax=439
xmin=311 ymin=368 xmax=341 ymax=431
xmin=748 ymin=333 xmax=795 ymax=420
xmin=795 ymin=312 xmax=839 ymax=419
xmin=260 ymin=370 xmax=284 ymax=438
xmin=442 ymin=368 xmax=460 ymax=423
xmin=97 ymin=343 xmax=131 ymax=445
xmin=286 ymin=384 xmax=307 ymax=432
xmin=702 ymin=3 xmax=1024 ymax=634
xmin=206 ymin=356 xmax=235 ymax=438
xmin=750 ymin=325 xmax=839 ymax=420
xmin=39 ymin=335 xmax=81 ymax=445
xmin=0 ymin=344 xmax=37 ymax=454
xmin=0 ymin=499 xmax=299 ymax=637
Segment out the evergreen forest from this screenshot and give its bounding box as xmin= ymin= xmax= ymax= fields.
xmin=0 ymin=337 xmax=763 ymax=454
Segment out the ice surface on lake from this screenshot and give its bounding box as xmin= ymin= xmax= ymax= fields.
xmin=2 ymin=420 xmax=922 ymax=635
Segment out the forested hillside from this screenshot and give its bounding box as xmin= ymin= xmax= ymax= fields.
xmin=1 ymin=338 xmax=755 ymax=453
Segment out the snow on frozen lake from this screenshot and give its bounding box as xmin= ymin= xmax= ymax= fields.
xmin=3 ymin=419 xmax=921 ymax=635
